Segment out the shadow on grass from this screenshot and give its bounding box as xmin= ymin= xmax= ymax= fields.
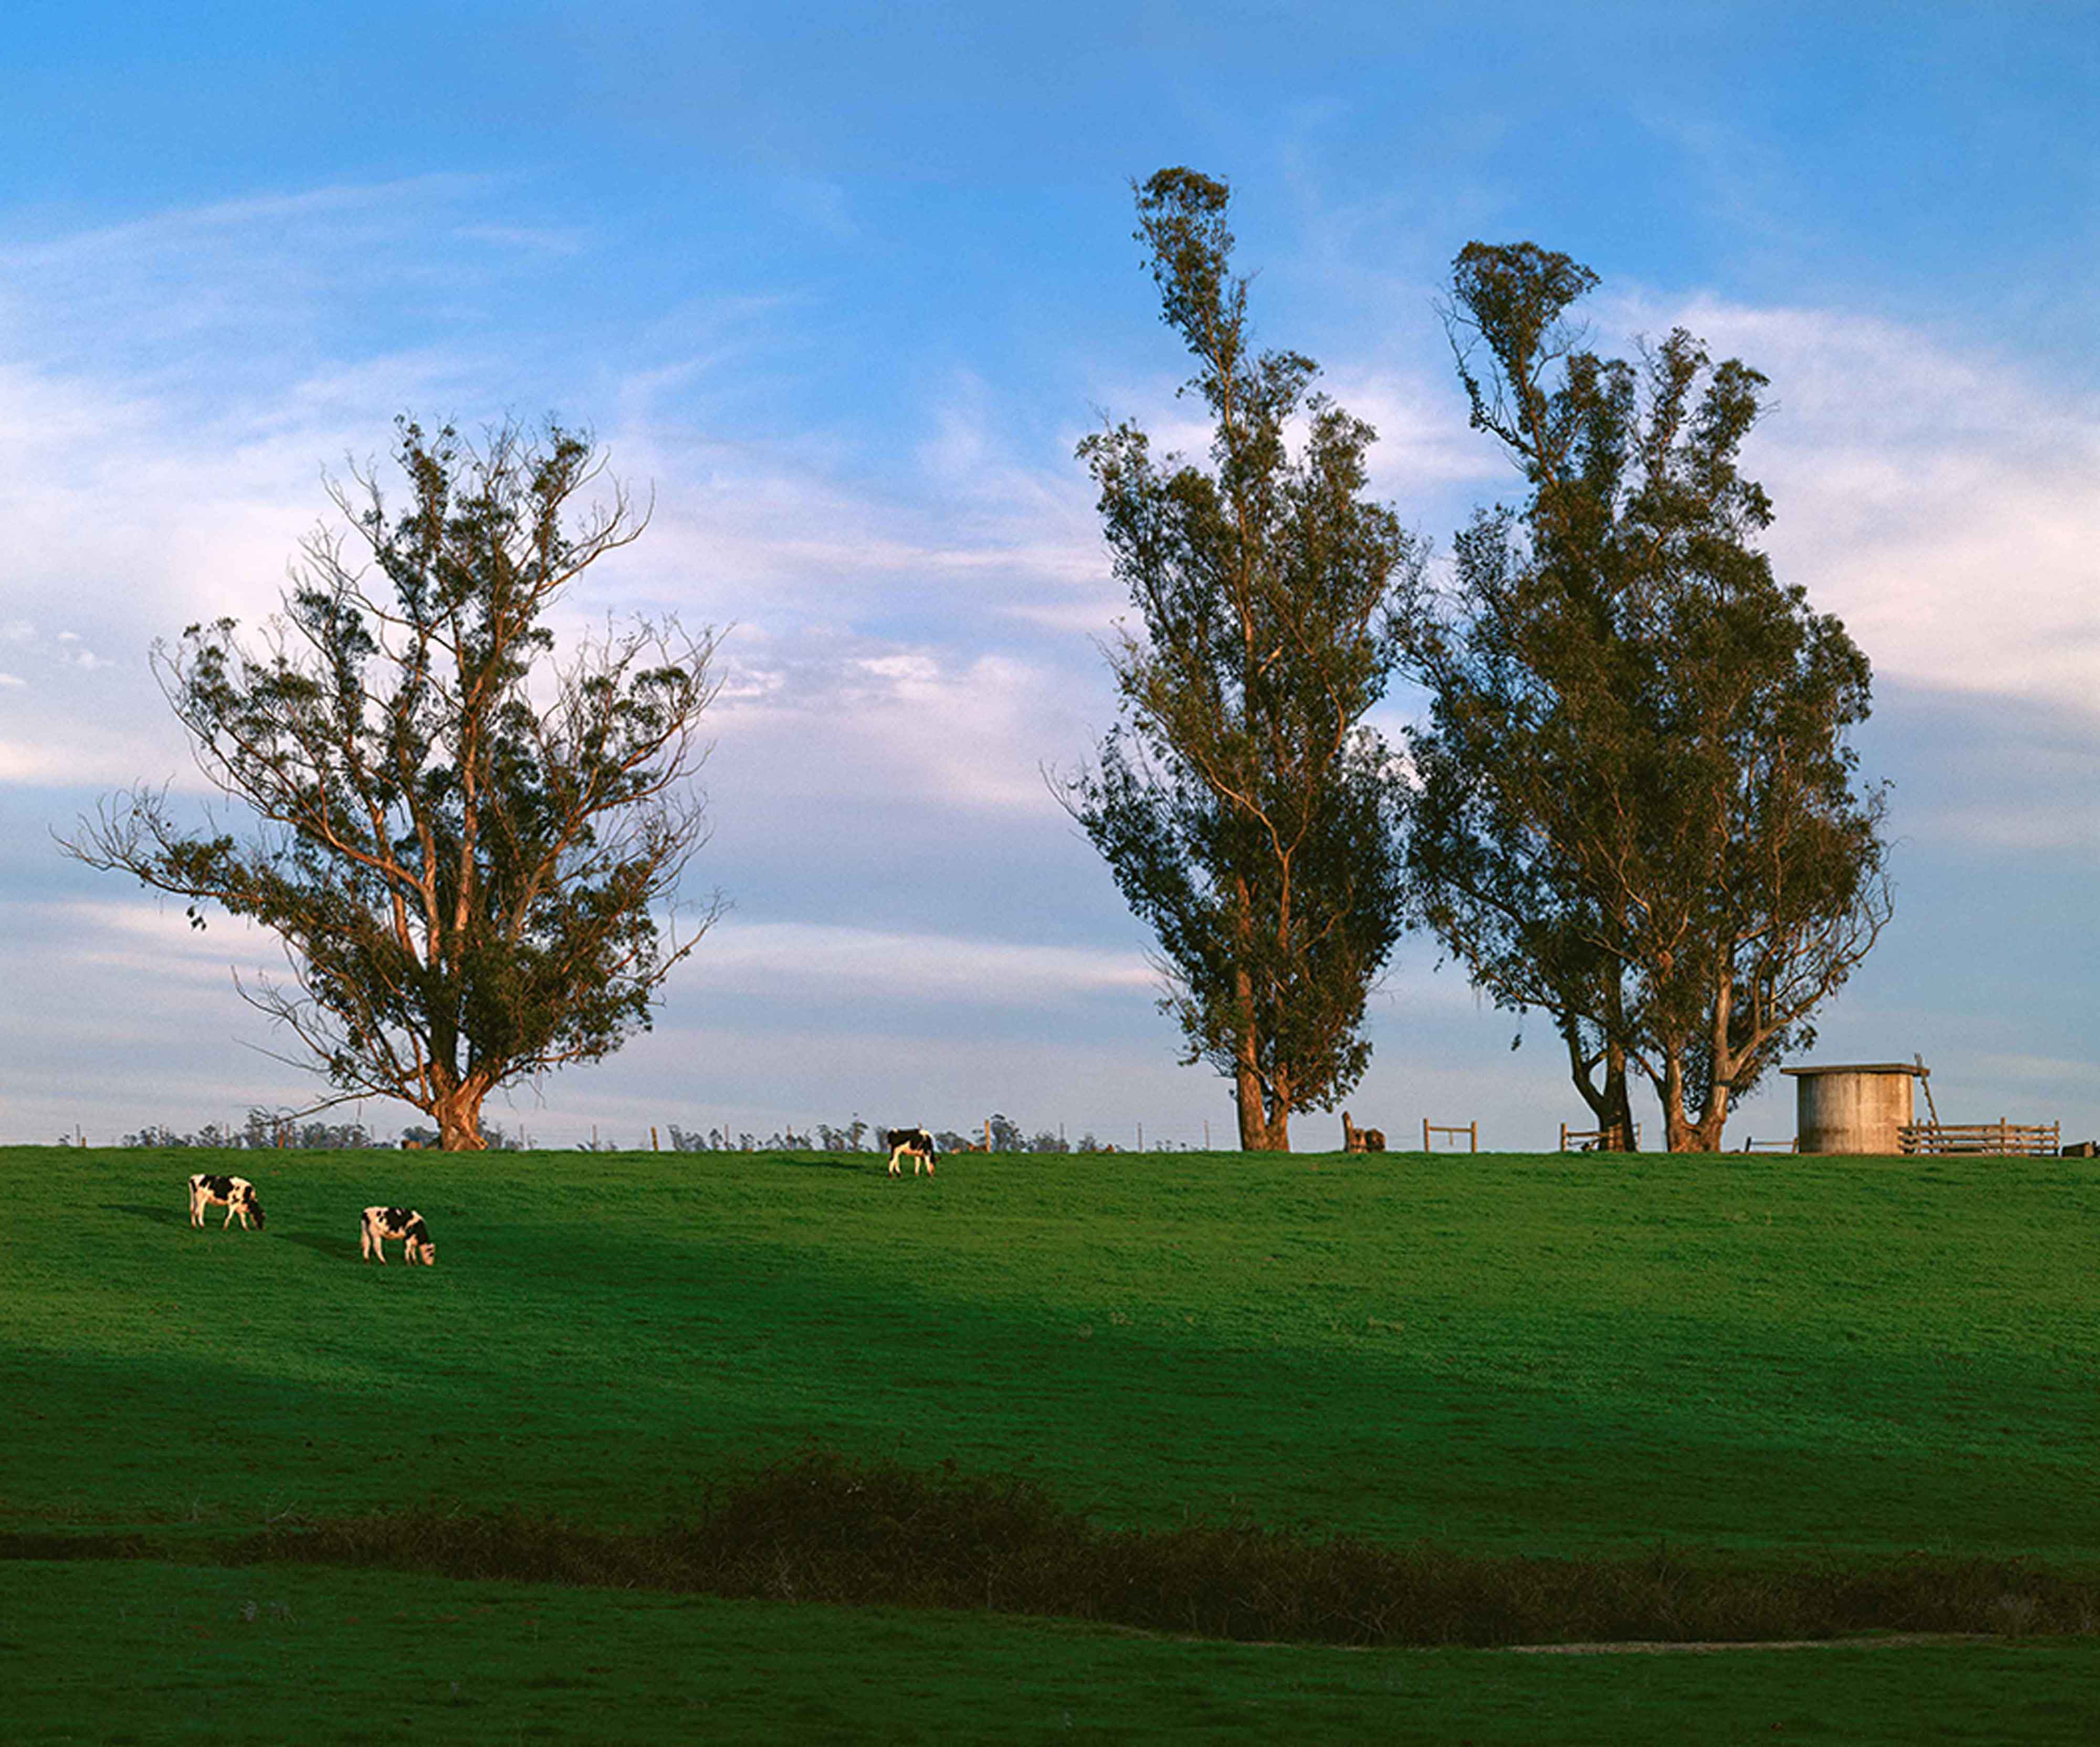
xmin=278 ymin=1230 xmax=361 ymax=1264
xmin=105 ymin=1203 xmax=190 ymax=1228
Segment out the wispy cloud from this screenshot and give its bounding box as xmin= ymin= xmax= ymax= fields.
xmin=454 ymin=223 xmax=588 ymax=255
xmin=1606 ymin=292 xmax=2100 ymax=718
xmin=704 ymin=629 xmax=1098 ymax=815
xmin=0 ymin=175 xmax=495 ymax=270
xmin=699 ymin=919 xmax=1153 ymax=999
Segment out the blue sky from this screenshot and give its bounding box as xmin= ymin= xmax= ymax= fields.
xmin=2 ymin=2 xmax=2094 ymax=1148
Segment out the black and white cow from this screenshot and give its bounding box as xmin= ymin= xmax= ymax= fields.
xmin=187 ymin=1173 xmax=265 ymax=1230
xmin=360 ymin=1206 xmax=437 ymax=1265
xmin=885 ymin=1127 xmax=937 ymax=1177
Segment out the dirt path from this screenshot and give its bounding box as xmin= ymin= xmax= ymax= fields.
xmin=1502 ymin=1633 xmax=2000 ymax=1655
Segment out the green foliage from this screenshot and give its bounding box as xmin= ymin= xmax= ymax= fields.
xmin=1063 ymin=170 xmax=1421 ymax=1149
xmin=62 ymin=420 xmax=722 ymax=1149
xmin=1412 ymin=245 xmax=1892 ymax=1150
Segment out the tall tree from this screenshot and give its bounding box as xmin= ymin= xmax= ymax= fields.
xmin=1060 ymin=169 xmax=1420 ymax=1151
xmin=1409 ymin=243 xmax=1892 ymax=1152
xmin=65 ymin=418 xmax=721 ymax=1150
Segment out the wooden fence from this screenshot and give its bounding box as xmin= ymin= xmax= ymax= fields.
xmin=1899 ymin=1120 xmax=2059 ymax=1157
xmin=1423 ymin=1119 xmax=1477 ymax=1153
xmin=1558 ymin=1122 xmax=1640 ymax=1153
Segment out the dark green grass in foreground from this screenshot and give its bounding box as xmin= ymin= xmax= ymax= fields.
xmin=8 ymin=1560 xmax=2099 ymax=1745
xmin=5 ymin=1144 xmax=2093 ymax=1564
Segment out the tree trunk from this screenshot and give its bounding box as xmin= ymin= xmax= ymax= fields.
xmin=1600 ymin=1045 xmax=1637 ymax=1152
xmin=1234 ymin=1064 xmax=1270 ymax=1150
xmin=1687 ymin=1105 xmax=1730 ymax=1152
xmin=1657 ymin=1050 xmax=1699 ymax=1153
xmin=432 ymin=1079 xmax=489 ymax=1151
xmin=1232 ymin=961 xmax=1275 ymax=1150
xmin=1685 ymin=1081 xmax=1732 ymax=1153
xmin=1564 ymin=1023 xmax=1639 ymax=1151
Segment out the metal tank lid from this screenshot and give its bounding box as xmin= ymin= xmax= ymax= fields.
xmin=1779 ymin=1062 xmax=1929 ymax=1076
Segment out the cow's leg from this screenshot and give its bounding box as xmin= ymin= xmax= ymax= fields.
xmin=223 ymin=1203 xmax=237 ymax=1229
xmin=888 ymin=1149 xmax=901 ymax=1176
xmin=360 ymin=1224 xmax=372 ymax=1261
xmin=189 ymin=1189 xmax=204 ymax=1228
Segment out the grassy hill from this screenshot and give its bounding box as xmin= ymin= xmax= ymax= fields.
xmin=7 ymin=1143 xmax=2094 ymax=1555
xmin=4 ymin=1141 xmax=2095 ymax=1738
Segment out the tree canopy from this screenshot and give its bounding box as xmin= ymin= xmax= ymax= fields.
xmin=1060 ymin=169 xmax=1421 ymax=1151
xmin=1409 ymin=244 xmax=1892 ymax=1151
xmin=66 ymin=418 xmax=721 ymax=1150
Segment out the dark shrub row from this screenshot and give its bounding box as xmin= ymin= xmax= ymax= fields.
xmin=218 ymin=1451 xmax=2098 ymax=1648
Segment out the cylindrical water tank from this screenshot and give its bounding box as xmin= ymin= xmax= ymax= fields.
xmin=1780 ymin=1062 xmax=1926 ymax=1155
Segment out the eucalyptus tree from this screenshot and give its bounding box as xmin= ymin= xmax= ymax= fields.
xmin=66 ymin=418 xmax=722 ymax=1150
xmin=1060 ymin=169 xmax=1421 ymax=1151
xmin=1409 ymin=244 xmax=1892 ymax=1151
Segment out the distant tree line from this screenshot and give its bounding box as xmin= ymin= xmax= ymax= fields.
xmin=662 ymin=1115 xmax=1117 ymax=1155
xmin=117 ymin=1107 xmax=523 ymax=1150
xmin=109 ymin=1113 xmax=1128 ymax=1155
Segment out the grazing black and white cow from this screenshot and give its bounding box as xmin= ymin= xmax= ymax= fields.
xmin=360 ymin=1206 xmax=437 ymax=1265
xmin=885 ymin=1127 xmax=937 ymax=1177
xmin=187 ymin=1173 xmax=265 ymax=1230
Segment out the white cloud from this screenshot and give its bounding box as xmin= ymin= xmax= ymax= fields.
xmin=698 ymin=918 xmax=1154 ymax=1000
xmin=710 ymin=632 xmax=1100 ymax=814
xmin=21 ymin=897 xmax=282 ymax=974
xmin=1606 ymin=294 xmax=2100 ymax=719
xmin=1327 ymin=366 xmax=1498 ymax=494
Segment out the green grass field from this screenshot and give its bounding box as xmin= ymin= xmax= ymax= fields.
xmin=3 ymin=1142 xmax=2095 ymax=1737
xmin=10 ymin=1560 xmax=2100 ymax=1744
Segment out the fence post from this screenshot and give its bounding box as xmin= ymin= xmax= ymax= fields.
xmin=1469 ymin=1121 xmax=1478 ymax=1153
xmin=1422 ymin=1117 xmax=1430 ymax=1153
